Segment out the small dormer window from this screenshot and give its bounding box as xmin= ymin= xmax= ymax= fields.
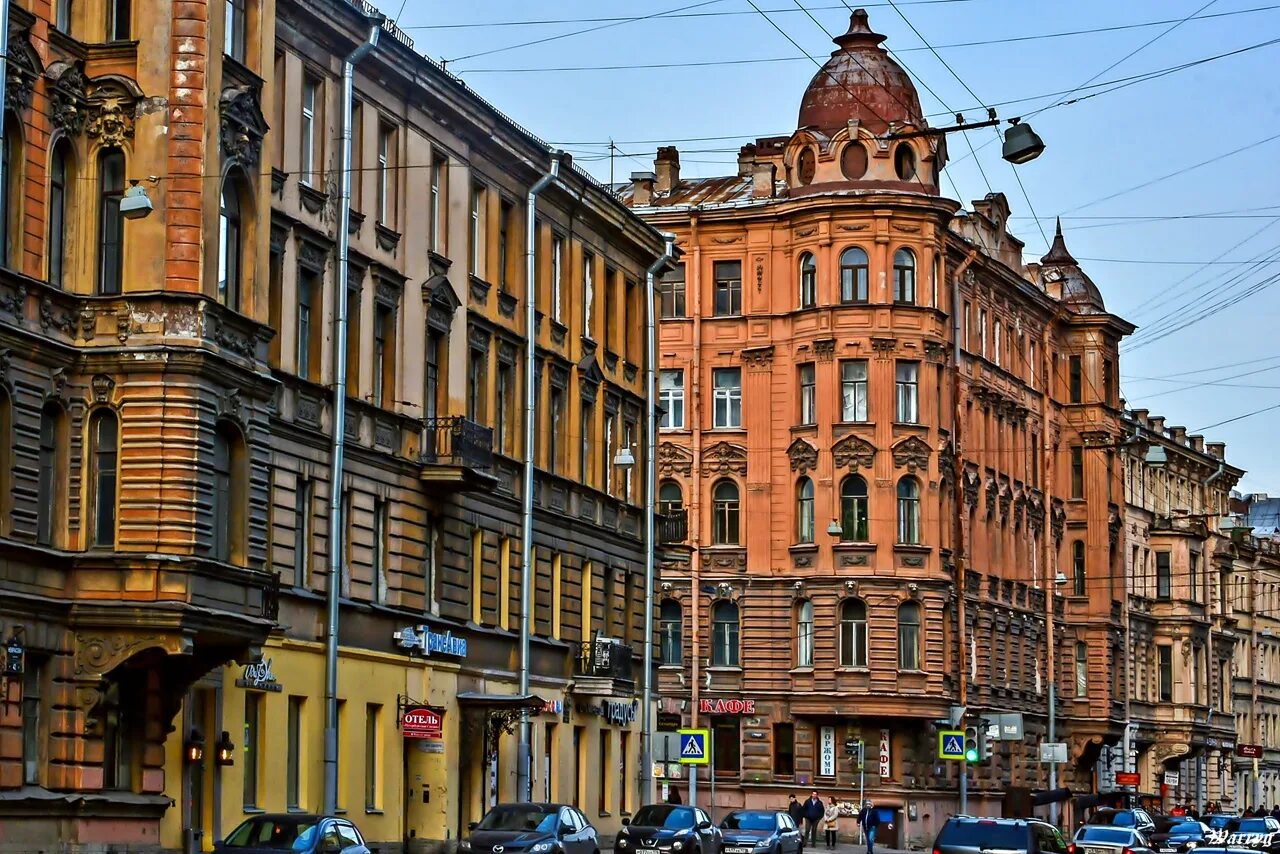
xmin=894 ymin=143 xmax=916 ymax=180
xmin=796 ymin=148 xmax=816 ymax=186
xmin=842 ymin=142 xmax=867 ymax=179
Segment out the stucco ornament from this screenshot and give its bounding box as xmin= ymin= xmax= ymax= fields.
xmin=48 ymin=63 xmax=89 ymax=134
xmin=657 ymin=441 xmax=693 ymax=476
xmin=85 ymin=81 xmax=139 ymax=147
xmin=891 ymin=435 xmax=931 ymax=473
xmin=788 ymin=438 xmax=818 ymax=475
xmin=701 ymin=441 xmax=747 ymax=476
xmin=5 ymin=31 xmax=42 ymax=113
xmin=220 ymin=85 xmax=271 ymax=167
xmin=832 ymin=434 xmax=875 ymax=471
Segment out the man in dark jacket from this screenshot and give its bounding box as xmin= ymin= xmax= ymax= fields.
xmin=804 ymin=793 xmax=825 ymax=847
xmin=788 ymin=794 xmax=805 ymax=828
xmin=858 ymin=801 xmax=884 ymax=854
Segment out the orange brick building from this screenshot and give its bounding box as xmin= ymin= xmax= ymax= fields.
xmin=624 ymin=10 xmax=1135 ymax=840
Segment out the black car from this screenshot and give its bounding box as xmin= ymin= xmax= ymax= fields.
xmin=1222 ymin=818 xmax=1280 ymax=853
xmin=217 ymin=815 xmax=369 ymax=854
xmin=719 ymin=810 xmax=804 ymax=854
xmin=617 ymin=805 xmax=721 ymax=854
xmin=1203 ymin=818 xmax=1239 ymax=833
xmin=1088 ymin=810 xmax=1159 ymax=838
xmin=462 ymin=804 xmax=599 ymax=854
xmin=1154 ymin=821 xmax=1210 ymax=853
xmin=932 ymin=816 xmax=1070 ymax=854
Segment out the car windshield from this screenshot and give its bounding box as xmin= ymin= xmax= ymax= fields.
xmin=477 ymin=807 xmax=559 ymax=833
xmin=1103 ymin=814 xmax=1136 ymax=828
xmin=1237 ymin=820 xmax=1271 ymax=834
xmin=1078 ymin=828 xmax=1134 ymax=845
xmin=722 ymin=813 xmax=777 ymax=832
xmin=1171 ymin=824 xmax=1204 ymax=836
xmin=937 ymin=821 xmax=1028 ymax=849
xmin=1207 ymin=817 xmax=1236 ymax=829
xmin=633 ymin=807 xmax=694 ymax=829
xmin=223 ymin=818 xmax=321 ymax=850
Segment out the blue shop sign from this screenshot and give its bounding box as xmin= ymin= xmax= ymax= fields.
xmin=393 ymin=625 xmax=468 ymax=658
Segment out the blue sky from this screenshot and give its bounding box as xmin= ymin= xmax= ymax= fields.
xmin=396 ymin=0 xmax=1280 ymax=493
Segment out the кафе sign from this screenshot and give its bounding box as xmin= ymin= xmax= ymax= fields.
xmin=698 ymin=698 xmax=756 ymax=715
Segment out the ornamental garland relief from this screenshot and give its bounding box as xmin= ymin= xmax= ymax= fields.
xmin=832 ymin=434 xmax=875 ymax=471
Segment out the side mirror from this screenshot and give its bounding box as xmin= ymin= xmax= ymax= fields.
xmin=698 ymin=821 xmax=712 ymax=831
xmin=622 ymin=819 xmax=631 ymax=827
xmin=559 ymin=824 xmax=572 ymax=838
xmin=469 ymin=823 xmax=479 ymax=832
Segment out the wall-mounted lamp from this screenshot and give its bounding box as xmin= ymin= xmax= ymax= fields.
xmin=1053 ymin=571 xmax=1068 ymax=587
xmin=614 ymin=447 xmax=636 ymax=470
xmin=215 ymin=731 xmax=235 ymax=767
xmin=185 ymin=729 xmax=205 ymax=764
xmin=826 ymin=519 xmax=843 ymax=537
xmin=120 ymin=181 xmax=155 ymax=220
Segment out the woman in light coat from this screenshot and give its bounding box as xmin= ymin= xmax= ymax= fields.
xmin=822 ymin=797 xmax=840 ymax=849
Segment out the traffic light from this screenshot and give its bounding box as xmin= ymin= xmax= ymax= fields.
xmin=964 ymin=726 xmax=979 ymax=763
xmin=980 ymin=724 xmax=994 ymax=761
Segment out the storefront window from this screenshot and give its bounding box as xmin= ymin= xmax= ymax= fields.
xmin=712 ymin=718 xmax=740 ymax=777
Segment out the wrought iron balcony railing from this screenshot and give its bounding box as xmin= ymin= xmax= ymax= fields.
xmin=421 ymin=416 xmax=494 ymax=471
xmin=658 ymin=509 xmax=688 ymax=544
xmin=576 ymin=639 xmax=635 ymax=684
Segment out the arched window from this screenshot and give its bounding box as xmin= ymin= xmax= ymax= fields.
xmin=712 ymin=479 xmax=740 ymax=545
xmin=796 ymin=477 xmax=814 ymax=544
xmin=87 ymin=409 xmax=120 ymax=548
xmin=840 ymin=475 xmax=869 ymax=542
xmin=658 ymin=480 xmax=684 ymax=517
xmin=894 ymin=144 xmax=917 ymax=181
xmin=795 ymin=599 xmax=813 ymax=667
xmin=659 ymin=599 xmax=683 ymax=665
xmin=48 ymin=140 xmax=72 ymax=287
xmin=839 ymin=247 xmax=869 ymax=303
xmin=711 ymin=600 xmax=740 ymax=667
xmin=799 ymin=252 xmax=816 ymax=308
xmin=898 ymin=601 xmax=922 ymax=671
xmin=37 ymin=402 xmax=68 ymax=546
xmin=897 ymin=477 xmax=921 ymax=544
xmin=1072 ymin=540 xmax=1086 ymax=596
xmin=218 ymin=172 xmax=246 ymax=311
xmin=56 ymin=0 xmax=74 ymax=32
xmin=212 ymin=421 xmax=248 ymax=564
xmin=841 ymin=142 xmax=867 ymax=180
xmin=1 ymin=115 xmax=21 ymax=269
xmin=97 ymin=148 xmax=125 ymax=295
xmin=839 ymin=599 xmax=867 ymax=667
xmin=893 ymin=248 xmax=916 ymax=304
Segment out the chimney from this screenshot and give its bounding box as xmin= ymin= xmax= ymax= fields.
xmin=656 ymin=146 xmax=681 ymax=194
xmin=1189 ymin=434 xmax=1204 ymax=453
xmin=1149 ymin=416 xmax=1165 ymax=434
xmin=737 ymin=144 xmax=757 ymax=178
xmin=1169 ymin=425 xmax=1187 ymax=444
xmin=751 ymin=161 xmax=776 ymax=199
xmin=1207 ymin=442 xmax=1226 ymax=460
xmin=631 ymin=171 xmax=656 ymax=206
xmin=1131 ymin=408 xmax=1149 ymax=427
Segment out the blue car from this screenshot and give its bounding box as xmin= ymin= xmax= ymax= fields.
xmin=217 ymin=815 xmax=370 ymax=854
xmin=719 ymin=810 xmax=804 ymax=854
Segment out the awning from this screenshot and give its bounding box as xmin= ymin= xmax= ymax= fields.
xmin=457 ymin=693 xmax=545 ymax=710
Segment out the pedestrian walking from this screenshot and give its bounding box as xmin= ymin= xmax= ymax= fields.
xmin=823 ymin=797 xmax=840 ymax=849
xmin=668 ymin=787 xmax=682 ymax=805
xmin=858 ymin=800 xmax=889 ymax=854
xmin=804 ymin=791 xmax=825 ymax=848
xmin=789 ymin=794 xmax=806 ymax=828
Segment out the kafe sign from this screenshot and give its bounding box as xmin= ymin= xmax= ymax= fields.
xmin=401 ymin=705 xmax=444 ymax=739
xmin=878 ymin=729 xmax=892 ymax=779
xmin=393 ymin=625 xmax=468 ymax=658
xmin=698 ymin=698 xmax=756 ymax=715
xmin=236 ymin=658 xmax=282 ymax=692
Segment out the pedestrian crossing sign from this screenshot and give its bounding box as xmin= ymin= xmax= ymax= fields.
xmin=938 ymin=729 xmax=966 ymax=760
xmin=678 ymin=729 xmax=710 ymax=765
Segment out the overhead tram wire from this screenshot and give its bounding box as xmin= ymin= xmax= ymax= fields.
xmin=1124 ymin=352 xmax=1280 ymax=380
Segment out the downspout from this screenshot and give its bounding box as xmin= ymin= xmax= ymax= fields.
xmin=640 ymin=232 xmax=676 ymax=807
xmin=1203 ymin=458 xmax=1226 ymax=809
xmin=517 ymin=150 xmax=562 ymax=803
xmin=0 ymin=0 xmax=9 ymax=241
xmin=1041 ymin=316 xmax=1060 ymax=827
xmin=323 ymin=16 xmax=381 ymax=818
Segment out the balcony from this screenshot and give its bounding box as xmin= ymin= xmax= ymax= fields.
xmin=420 ymin=416 xmax=497 ymax=492
xmin=572 ymin=639 xmax=636 ymax=698
xmin=659 ymin=509 xmax=688 ymax=544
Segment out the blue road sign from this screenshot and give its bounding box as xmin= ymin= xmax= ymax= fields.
xmin=678 ymin=729 xmax=710 ymax=765
xmin=938 ymin=729 xmax=966 ymax=760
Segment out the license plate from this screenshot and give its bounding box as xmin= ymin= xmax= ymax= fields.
xmin=1086 ymin=847 xmax=1111 ymax=854
xmin=1161 ymin=848 xmax=1175 ymax=852
xmin=726 ymin=847 xmax=753 ymax=853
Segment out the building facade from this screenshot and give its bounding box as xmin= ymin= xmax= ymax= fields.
xmin=0 ymin=0 xmax=667 ymax=851
xmin=625 ymin=10 xmax=1134 ymax=844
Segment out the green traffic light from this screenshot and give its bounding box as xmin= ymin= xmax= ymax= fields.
xmin=965 ymin=747 xmax=979 ymax=762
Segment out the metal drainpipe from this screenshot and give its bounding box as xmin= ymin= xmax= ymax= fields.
xmin=323 ymin=16 xmax=381 ymax=818
xmin=0 ymin=0 xmax=10 ymax=227
xmin=517 ymin=150 xmax=562 ymax=803
xmin=640 ymin=233 xmax=676 ymax=807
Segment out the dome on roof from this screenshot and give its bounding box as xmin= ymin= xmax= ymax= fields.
xmin=1040 ymin=219 xmax=1106 ymax=312
xmin=796 ymin=9 xmax=925 ymax=135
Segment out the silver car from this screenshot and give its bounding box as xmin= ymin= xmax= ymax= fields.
xmin=1072 ymin=826 xmax=1155 ymax=854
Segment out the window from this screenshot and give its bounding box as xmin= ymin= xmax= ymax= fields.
xmin=773 ymin=723 xmax=795 ymax=777
xmin=993 ymin=320 xmax=1003 ymax=367
xmin=898 ymin=602 xmax=922 ymax=671
xmin=711 ymin=601 xmax=739 ymax=667
xmin=212 ymin=423 xmax=246 ymax=564
xmin=469 ymin=184 xmax=483 ymax=275
xmin=840 ymin=599 xmax=868 ymax=667
xmin=373 ymin=304 xmax=396 ymax=408
xmin=897 ymin=477 xmax=920 ymax=544
xmin=713 ymin=260 xmax=742 ymax=316
xmin=1072 ymin=540 xmax=1086 ymax=596
xmin=467 ymin=347 xmax=487 ymax=424
xmin=1031 ymin=432 xmax=1040 ymax=486
xmin=242 ymin=693 xmax=261 ymax=808
xmin=372 ymin=499 xmax=388 ymax=603
xmin=712 ymin=368 xmax=742 ymax=429
xmin=37 ymin=404 xmax=66 ymax=547
xmin=294 ymin=476 xmax=313 ymax=586
xmin=796 ymin=478 xmax=814 ymax=544
xmin=603 ymin=266 xmax=617 ymax=352
xmin=795 ymin=600 xmax=814 ymax=667
xmin=107 ymin=0 xmax=130 ymax=40
xmin=365 ymin=704 xmax=381 ymax=810
xmin=1190 ymin=552 xmax=1200 ymax=603
xmin=218 ymin=174 xmax=244 ymax=310
xmin=978 ymin=308 xmax=988 ymax=357
xmin=841 ymin=360 xmax=868 ymax=421
xmin=963 ymin=301 xmax=971 ymax=349
xmin=839 ymin=247 xmax=869 ymax=303
xmin=429 ymin=155 xmax=446 ymax=252
xmin=88 ymin=410 xmax=119 ymax=548
xmin=97 ymin=149 xmax=125 ymax=295
xmin=1103 ymin=358 xmax=1114 ymax=407
xmin=1157 ymin=647 xmax=1172 ymax=701
xmin=1156 ymin=551 xmax=1171 ymax=600
xmin=56 ymin=0 xmax=73 ymax=31
xmin=1070 ymin=446 xmax=1084 ymax=498
xmin=1075 ymin=642 xmax=1088 ymax=696
xmin=840 ymin=475 xmax=869 ymax=542
xmin=711 ymin=480 xmax=740 ymax=545
xmin=895 ymin=362 xmax=919 ymax=423
xmin=659 ymin=369 xmax=685 ymax=429
xmin=799 ymin=253 xmax=816 ymax=308
xmin=48 ymin=141 xmax=71 ymax=286
xmin=658 ymin=481 xmax=683 ymax=518
xmin=712 ymin=718 xmax=741 ymax=776
xmin=893 ymin=248 xmax=916 ymax=304
xmin=1069 ymin=355 xmax=1083 ymax=403
xmin=551 ymin=233 xmax=565 ymax=323
xmin=300 ymin=76 xmax=319 ymax=186
xmin=579 ymin=399 xmax=593 ymax=484
xmin=494 ymin=361 xmax=513 ymax=454
xmin=287 ymin=696 xmax=303 ymax=808
xmin=376 ymin=123 xmax=395 ymax=226
xmin=297 ymin=268 xmax=319 ymax=380
xmin=798 ymin=363 xmax=816 ymax=424
xmin=660 ymin=263 xmax=686 ymax=318
xmin=499 ymin=199 xmax=513 ymax=292
xmin=224 ymin=0 xmax=246 ymax=61
xmin=21 ymin=662 xmax=41 ymax=785
xmin=894 ymin=143 xmax=916 ymax=180
xmin=660 ymin=600 xmax=682 ymax=665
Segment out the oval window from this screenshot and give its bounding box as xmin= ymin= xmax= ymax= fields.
xmin=894 ymin=144 xmax=917 ymax=181
xmin=841 ymin=143 xmax=868 ymax=180
xmin=797 ymin=148 xmax=816 ymax=186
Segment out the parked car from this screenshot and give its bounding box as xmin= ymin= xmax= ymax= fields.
xmin=461 ymin=803 xmax=600 ymax=854
xmin=1088 ymin=810 xmax=1159 ymax=838
xmin=719 ymin=810 xmax=804 ymax=854
xmin=1222 ymin=818 xmax=1280 ymax=853
xmin=617 ymin=805 xmax=721 ymax=854
xmin=1203 ymin=817 xmax=1240 ymax=832
xmin=932 ymin=816 xmax=1070 ymax=854
xmin=1070 ymin=826 xmax=1155 ymax=854
xmin=218 ymin=815 xmax=369 ymax=854
xmin=1153 ymin=822 xmax=1211 ymax=853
